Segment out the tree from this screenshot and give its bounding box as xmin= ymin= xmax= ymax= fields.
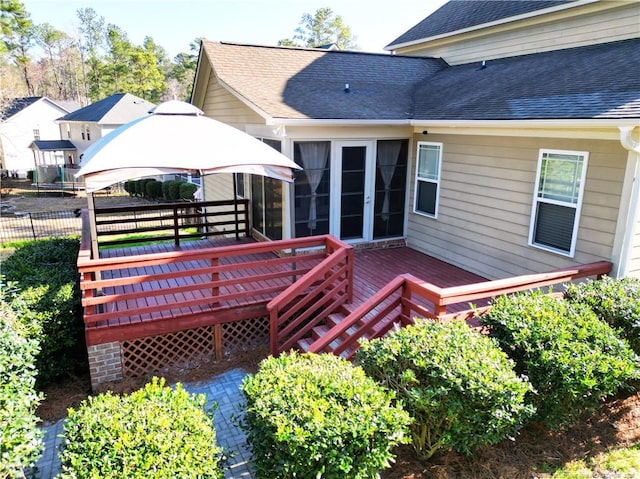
xmin=76 ymin=7 xmax=105 ymax=101
xmin=167 ymin=37 xmax=200 ymax=101
xmin=278 ymin=7 xmax=357 ymax=50
xmin=1 ymin=0 xmax=35 ymax=93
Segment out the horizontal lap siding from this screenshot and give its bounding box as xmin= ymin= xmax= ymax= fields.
xmin=628 ymin=211 xmax=640 ymax=278
xmin=202 ymin=77 xmax=266 ymax=206
xmin=400 ymin=3 xmax=639 ymax=64
xmin=407 ymin=134 xmax=626 ymax=279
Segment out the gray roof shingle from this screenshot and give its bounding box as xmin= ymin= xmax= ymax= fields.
xmin=203 ymin=38 xmax=639 ymax=122
xmin=386 ymin=0 xmax=576 ymax=48
xmin=202 ymin=41 xmax=447 ymax=120
xmin=412 ymin=38 xmax=640 ymax=120
xmin=30 ymin=140 xmax=77 ymax=151
xmin=57 ymin=93 xmax=155 ymax=123
xmin=1 ymin=97 xmax=42 ymax=120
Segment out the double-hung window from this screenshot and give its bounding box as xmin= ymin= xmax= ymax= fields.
xmin=414 ymin=142 xmax=442 ymax=217
xmin=529 ymin=149 xmax=588 ymax=257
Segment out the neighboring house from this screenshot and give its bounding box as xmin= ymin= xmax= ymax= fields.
xmin=56 ymin=93 xmax=155 ymax=160
xmin=0 ymin=97 xmax=73 ymax=178
xmin=191 ymin=0 xmax=640 ymax=279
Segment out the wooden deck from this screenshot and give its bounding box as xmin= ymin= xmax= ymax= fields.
xmin=81 ymin=236 xmax=486 ymax=346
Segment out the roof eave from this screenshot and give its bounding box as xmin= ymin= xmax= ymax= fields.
xmin=385 ymin=0 xmax=600 ymax=51
xmin=268 ymin=118 xmax=413 ymax=126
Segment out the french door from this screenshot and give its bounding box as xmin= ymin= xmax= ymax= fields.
xmin=332 ymin=141 xmax=375 ymax=242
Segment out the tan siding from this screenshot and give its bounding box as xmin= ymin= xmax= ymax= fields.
xmin=627 ymin=210 xmax=640 ymax=278
xmin=407 ymin=134 xmax=627 ymax=279
xmin=201 ymin=78 xmax=264 ymax=129
xmin=397 ymin=2 xmax=639 ymax=64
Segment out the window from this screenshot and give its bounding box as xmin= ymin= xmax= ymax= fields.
xmin=374 ymin=139 xmax=408 ymax=239
xmin=251 ymin=139 xmax=283 ymax=240
xmin=529 ymin=149 xmax=588 ymax=256
xmin=82 ymin=125 xmax=90 ymax=141
xmin=33 ymin=129 xmax=40 ymax=140
xmin=413 ymin=142 xmax=442 ymax=217
xmin=294 ymin=141 xmax=331 ymax=237
xmin=234 ymin=173 xmax=245 ymax=198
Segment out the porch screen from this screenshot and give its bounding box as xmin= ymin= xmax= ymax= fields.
xmin=251 ymin=139 xmax=283 ymax=240
xmin=374 ymin=140 xmax=408 ymax=239
xmin=294 ymin=141 xmax=330 ymax=237
xmin=529 ymin=149 xmax=588 ymax=257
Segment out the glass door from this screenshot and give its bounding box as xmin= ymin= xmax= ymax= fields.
xmin=332 ymin=141 xmax=374 ymax=242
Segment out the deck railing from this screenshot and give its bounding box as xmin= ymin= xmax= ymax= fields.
xmin=77 ymin=213 xmax=352 ymax=346
xmin=94 ymin=199 xmax=250 ymax=248
xmin=307 ymin=260 xmax=613 ymax=359
xmin=267 ymin=236 xmax=353 ymax=355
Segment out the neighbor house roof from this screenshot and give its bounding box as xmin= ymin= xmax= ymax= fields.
xmin=201 ymin=41 xmax=447 ymax=120
xmin=57 ymin=93 xmax=155 ymax=124
xmin=386 ymin=0 xmax=578 ymax=49
xmin=202 ymin=38 xmax=639 ymax=122
xmin=1 ymin=96 xmax=72 ymax=121
xmin=412 ymin=38 xmax=640 ymax=120
xmin=30 ymin=140 xmax=77 ymax=151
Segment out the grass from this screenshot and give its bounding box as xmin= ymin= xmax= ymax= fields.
xmin=98 ymin=229 xmax=202 ymax=249
xmin=541 ymin=444 xmax=640 ymax=478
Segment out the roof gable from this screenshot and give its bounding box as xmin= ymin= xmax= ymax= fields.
xmin=387 ymin=0 xmax=577 ymax=49
xmin=57 ymin=93 xmax=155 ymax=124
xmin=1 ymin=97 xmax=42 ymax=120
xmin=202 ymin=41 xmax=447 ymax=120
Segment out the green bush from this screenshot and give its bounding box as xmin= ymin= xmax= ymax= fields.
xmin=0 ymin=281 xmax=43 ymax=478
xmin=124 ymin=180 xmax=136 ymax=196
xmin=58 ymin=377 xmax=223 ymax=479
xmin=145 ymin=179 xmax=163 ymax=200
xmin=162 ymin=180 xmax=183 ymax=200
xmin=484 ymin=291 xmax=639 ymax=429
xmin=2 ymin=238 xmax=86 ymax=385
xmin=357 ymin=320 xmax=534 ymax=459
xmin=241 ymin=351 xmax=410 ymax=479
xmin=179 ymin=182 xmax=198 ymax=200
xmin=565 ymin=276 xmax=640 ymax=354
xmin=134 ymin=179 xmax=153 ymax=197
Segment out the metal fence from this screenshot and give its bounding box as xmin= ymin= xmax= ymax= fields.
xmin=0 ymin=210 xmax=82 ymax=243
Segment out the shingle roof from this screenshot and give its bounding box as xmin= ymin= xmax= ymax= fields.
xmin=386 ymin=0 xmax=577 ymax=48
xmin=57 ymin=93 xmax=155 ymax=124
xmin=202 ymin=41 xmax=447 ymax=120
xmin=30 ymin=140 xmax=77 ymax=151
xmin=1 ymin=97 xmax=42 ymax=120
xmin=412 ymin=38 xmax=640 ymax=120
xmin=203 ymin=38 xmax=639 ymax=122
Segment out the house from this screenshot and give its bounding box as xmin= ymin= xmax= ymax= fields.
xmin=191 ymin=0 xmax=640 ymax=280
xmin=56 ymin=93 xmax=155 ymax=160
xmin=0 ymin=97 xmax=74 ymax=178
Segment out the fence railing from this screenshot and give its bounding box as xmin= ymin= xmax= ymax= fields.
xmin=94 ymin=199 xmax=250 ymax=248
xmin=0 ymin=210 xmax=82 ymax=243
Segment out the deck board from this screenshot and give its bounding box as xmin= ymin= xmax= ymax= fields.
xmin=90 ymin=237 xmax=486 ymax=343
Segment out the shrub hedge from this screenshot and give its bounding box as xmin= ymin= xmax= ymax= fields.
xmin=357 ymin=320 xmax=534 ymax=459
xmin=58 ymin=377 xmax=224 ymax=479
xmin=2 ymin=238 xmax=86 ymax=385
xmin=0 ymin=281 xmax=43 ymax=478
xmin=241 ymin=351 xmax=410 ymax=479
xmin=484 ymin=290 xmax=639 ymax=428
xmin=565 ymin=276 xmax=640 ymax=354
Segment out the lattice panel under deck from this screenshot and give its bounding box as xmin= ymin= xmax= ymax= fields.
xmin=122 ymin=326 xmax=216 ymax=378
xmin=222 ymin=315 xmax=269 ymax=356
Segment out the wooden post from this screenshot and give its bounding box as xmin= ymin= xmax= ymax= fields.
xmin=211 ymin=257 xmax=219 ymax=307
xmin=173 ymin=205 xmax=180 ymax=246
xmin=233 ymin=174 xmax=240 ymax=240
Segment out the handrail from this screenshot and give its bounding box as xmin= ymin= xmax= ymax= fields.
xmin=308 ymin=260 xmax=613 ymax=358
xmin=93 ymin=199 xmax=250 ymax=247
xmin=268 ymin=237 xmax=353 ymax=355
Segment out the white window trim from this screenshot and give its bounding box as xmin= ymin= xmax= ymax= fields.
xmin=413 ymin=141 xmax=442 ymax=219
xmin=528 ymin=148 xmax=589 ymax=257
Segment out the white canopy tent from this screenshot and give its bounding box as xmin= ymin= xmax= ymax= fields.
xmin=75 ymin=100 xmax=301 ymax=258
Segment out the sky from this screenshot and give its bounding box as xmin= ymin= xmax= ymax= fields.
xmin=22 ymin=0 xmax=449 ymax=58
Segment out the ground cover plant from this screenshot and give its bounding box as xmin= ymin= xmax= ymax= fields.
xmin=1 ymin=238 xmax=86 ymax=385
xmin=0 ymin=281 xmax=43 ymax=478
xmin=565 ymin=275 xmax=640 ymax=354
xmin=58 ymin=377 xmax=223 ymax=479
xmin=357 ymin=320 xmax=534 ymax=460
xmin=484 ymin=290 xmax=639 ymax=428
xmin=241 ymin=351 xmax=410 ymax=479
